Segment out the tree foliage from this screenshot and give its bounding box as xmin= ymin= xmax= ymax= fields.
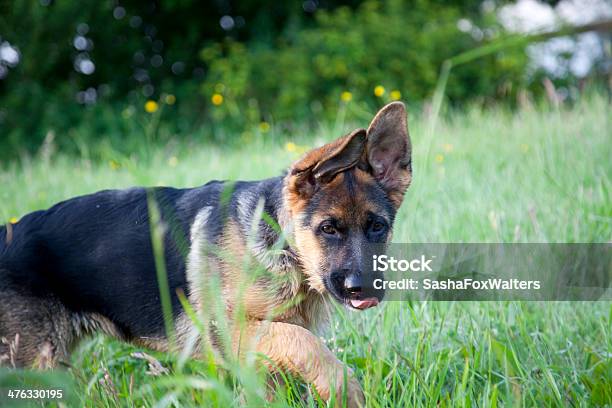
xmin=0 ymin=0 xmax=569 ymax=151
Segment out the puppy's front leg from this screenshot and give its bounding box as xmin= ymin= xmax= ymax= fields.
xmin=236 ymin=321 xmax=364 ymax=408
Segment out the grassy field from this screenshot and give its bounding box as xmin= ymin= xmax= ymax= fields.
xmin=0 ymin=94 xmax=610 ymax=407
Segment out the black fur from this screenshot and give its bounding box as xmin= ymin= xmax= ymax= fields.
xmin=0 ymin=177 xmax=284 ymax=339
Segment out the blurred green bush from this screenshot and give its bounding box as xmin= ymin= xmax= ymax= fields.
xmin=0 ymin=0 xmax=576 ymax=157
xmin=200 ymin=0 xmax=529 ymax=126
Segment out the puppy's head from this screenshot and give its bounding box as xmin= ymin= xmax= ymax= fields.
xmin=285 ymin=102 xmax=412 ymax=310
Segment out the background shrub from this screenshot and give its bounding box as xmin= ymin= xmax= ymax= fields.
xmin=0 ymin=0 xmax=606 ymax=157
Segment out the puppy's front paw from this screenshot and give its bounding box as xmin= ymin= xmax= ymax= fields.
xmin=327 ymin=368 xmax=364 ymax=408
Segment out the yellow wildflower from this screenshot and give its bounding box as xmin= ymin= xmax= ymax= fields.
xmin=211 ymin=93 xmax=224 ymax=106
xmin=390 ymin=90 xmax=401 ymax=100
xmin=285 ymin=142 xmax=297 ymax=152
xmin=164 ymin=94 xmax=176 ymax=105
xmin=341 ymin=91 xmax=353 ymax=102
xmin=109 ymin=159 xmax=121 ymax=170
xmin=259 ymin=122 xmax=270 ymax=133
xmin=374 ymin=85 xmax=385 ymax=97
xmin=435 ymin=154 xmax=444 ymax=163
xmin=144 ymin=100 xmax=159 ymax=113
xmin=168 ymin=156 xmax=178 ymax=167
xmin=9 ymin=217 xmax=18 ymax=224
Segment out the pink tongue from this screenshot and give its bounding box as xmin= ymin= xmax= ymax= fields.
xmin=350 ymin=297 xmax=379 ymax=310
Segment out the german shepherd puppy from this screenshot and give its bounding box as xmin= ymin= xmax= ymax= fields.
xmin=0 ymin=102 xmax=411 ymax=407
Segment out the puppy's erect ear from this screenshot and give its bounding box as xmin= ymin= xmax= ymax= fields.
xmin=365 ymin=101 xmax=412 ymax=208
xmin=286 ymin=128 xmax=366 ymax=207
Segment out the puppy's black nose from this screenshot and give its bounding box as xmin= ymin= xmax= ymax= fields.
xmin=344 ymin=274 xmax=362 ymax=294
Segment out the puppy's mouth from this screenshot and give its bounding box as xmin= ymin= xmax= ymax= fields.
xmin=324 ymin=276 xmax=381 ymax=310
xmin=348 ymin=297 xmax=379 ymax=309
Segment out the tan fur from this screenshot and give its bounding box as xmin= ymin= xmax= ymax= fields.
xmin=234 ymin=320 xmax=364 ymax=407
xmin=293 ymin=219 xmax=326 ymax=294
xmin=179 ymin=210 xmax=360 ymax=405
xmin=285 ymin=129 xmax=366 ymax=214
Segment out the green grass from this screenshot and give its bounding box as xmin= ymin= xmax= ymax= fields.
xmin=1 ymin=94 xmax=610 ymax=407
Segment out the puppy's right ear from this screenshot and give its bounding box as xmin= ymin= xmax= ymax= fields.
xmin=286 ymin=128 xmax=366 ymax=210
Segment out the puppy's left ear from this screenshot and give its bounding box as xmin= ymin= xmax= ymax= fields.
xmin=286 ymin=128 xmax=367 ymax=211
xmin=365 ymin=101 xmax=412 ymax=208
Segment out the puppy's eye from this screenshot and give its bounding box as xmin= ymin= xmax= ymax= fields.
xmin=372 ymin=221 xmax=385 ymax=232
xmin=321 ymin=224 xmax=337 ymax=235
